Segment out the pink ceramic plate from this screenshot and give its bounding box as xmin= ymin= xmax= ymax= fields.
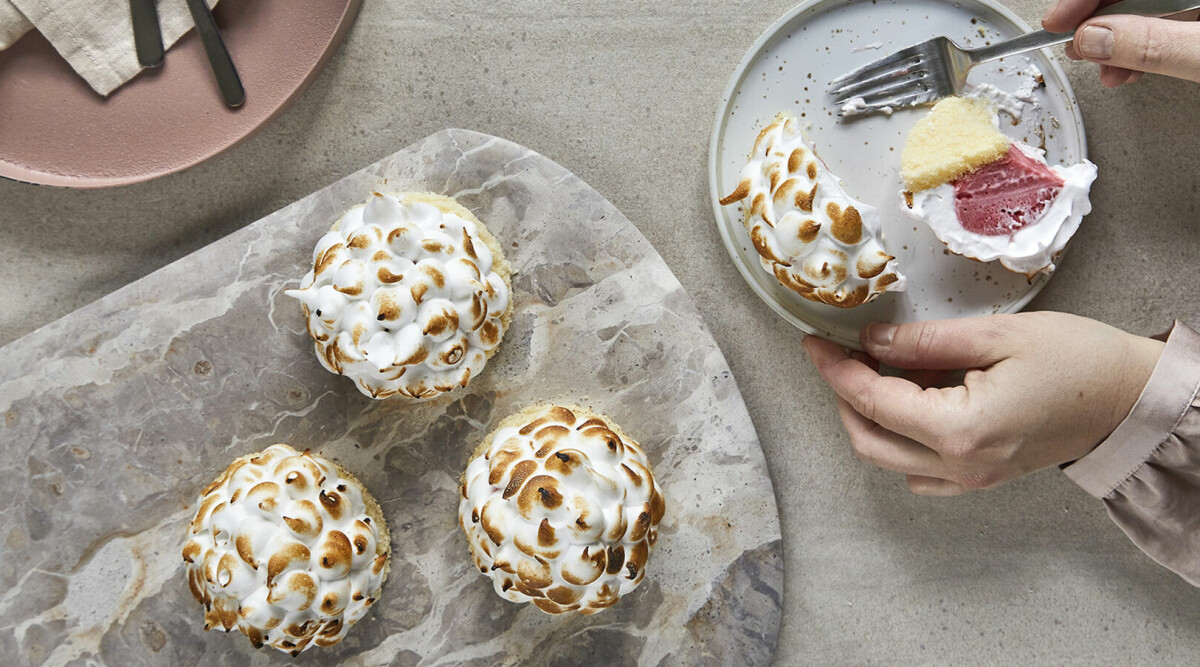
xmin=0 ymin=0 xmax=361 ymax=188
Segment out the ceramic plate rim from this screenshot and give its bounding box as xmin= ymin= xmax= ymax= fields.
xmin=708 ymin=0 xmax=1089 ymax=348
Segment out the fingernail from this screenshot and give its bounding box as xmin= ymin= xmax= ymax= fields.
xmin=1078 ymin=26 xmax=1114 ymax=60
xmin=867 ymin=323 xmax=895 ymax=347
xmin=1041 ymin=7 xmax=1055 ymax=24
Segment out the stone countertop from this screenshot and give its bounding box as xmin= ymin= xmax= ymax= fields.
xmin=2 ymin=0 xmax=1199 ymax=663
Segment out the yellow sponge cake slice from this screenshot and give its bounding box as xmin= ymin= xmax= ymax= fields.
xmin=900 ymin=97 xmax=1011 ymax=192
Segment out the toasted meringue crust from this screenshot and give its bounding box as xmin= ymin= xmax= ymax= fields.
xmin=721 ymin=113 xmax=906 ymax=308
xmin=458 ymin=404 xmax=665 ymax=615
xmin=287 ymin=192 xmax=513 ymax=400
xmin=183 ymin=444 xmax=391 ymax=656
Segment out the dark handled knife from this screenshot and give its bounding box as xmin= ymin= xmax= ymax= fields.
xmin=129 ymin=0 xmax=163 ymax=68
xmin=185 ymin=0 xmax=245 ymax=108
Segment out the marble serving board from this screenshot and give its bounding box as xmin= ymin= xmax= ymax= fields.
xmin=0 ymin=130 xmax=783 ymax=666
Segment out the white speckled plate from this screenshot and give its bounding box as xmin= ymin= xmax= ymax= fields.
xmin=709 ymin=0 xmax=1089 ymax=349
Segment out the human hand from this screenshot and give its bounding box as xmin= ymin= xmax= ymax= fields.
xmin=802 ymin=312 xmax=1164 ymax=495
xmin=1042 ymin=0 xmax=1200 ymax=87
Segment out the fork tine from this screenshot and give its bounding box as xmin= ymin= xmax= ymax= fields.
xmin=837 ymin=90 xmax=938 ymax=119
xmin=830 ymin=58 xmax=926 ymax=103
xmin=856 ymin=77 xmax=932 ymax=104
xmin=826 ymin=42 xmax=928 ymax=91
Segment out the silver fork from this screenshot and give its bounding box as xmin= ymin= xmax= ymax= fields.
xmin=829 ymin=0 xmax=1200 ymax=118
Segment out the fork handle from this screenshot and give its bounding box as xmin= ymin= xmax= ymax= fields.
xmin=186 ymin=0 xmax=245 ymax=108
xmin=129 ymin=0 xmax=163 ymax=68
xmin=969 ymin=0 xmax=1200 ymax=64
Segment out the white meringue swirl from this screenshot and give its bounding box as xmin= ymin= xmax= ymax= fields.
xmin=287 ymin=192 xmax=512 ymax=399
xmin=720 ymin=112 xmax=906 ymax=308
xmin=182 ymin=444 xmax=390 ymax=655
xmin=459 ymin=405 xmax=666 ymax=615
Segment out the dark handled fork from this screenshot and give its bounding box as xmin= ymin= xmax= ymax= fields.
xmin=185 ymin=0 xmax=245 ymax=108
xmin=129 ymin=0 xmax=163 ymax=67
xmin=829 ymin=0 xmax=1200 ymax=118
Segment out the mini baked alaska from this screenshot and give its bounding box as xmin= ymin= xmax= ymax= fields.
xmin=900 ymin=97 xmax=1097 ymax=277
xmin=182 ymin=444 xmax=390 ymax=656
xmin=458 ymin=404 xmax=666 ymax=615
xmin=287 ymin=192 xmax=512 ymax=399
xmin=720 ymin=112 xmax=906 ymax=308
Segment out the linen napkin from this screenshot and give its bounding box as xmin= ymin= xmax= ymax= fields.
xmin=0 ymin=0 xmax=219 ymax=96
xmin=0 ymin=1 xmax=31 ymax=49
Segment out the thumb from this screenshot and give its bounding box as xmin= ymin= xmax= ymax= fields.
xmin=860 ymin=316 xmax=1014 ymax=370
xmin=1074 ymin=16 xmax=1200 ymax=83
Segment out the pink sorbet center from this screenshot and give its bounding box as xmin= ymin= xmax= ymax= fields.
xmin=953 ymin=145 xmax=1065 ymax=236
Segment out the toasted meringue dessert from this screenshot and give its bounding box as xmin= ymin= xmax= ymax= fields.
xmin=720 ymin=112 xmax=905 ymax=308
xmin=287 ymin=192 xmax=513 ymax=400
xmin=900 ymin=97 xmax=1098 ymax=276
xmin=182 ymin=444 xmax=390 ymax=656
xmin=458 ymin=404 xmax=666 ymax=615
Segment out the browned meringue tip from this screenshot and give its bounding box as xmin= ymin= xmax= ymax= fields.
xmin=719 ymin=179 xmax=751 ymax=205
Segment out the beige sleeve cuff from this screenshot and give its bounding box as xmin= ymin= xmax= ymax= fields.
xmin=1064 ymin=321 xmax=1200 ymax=498
xmin=1062 ymin=321 xmax=1200 ymax=586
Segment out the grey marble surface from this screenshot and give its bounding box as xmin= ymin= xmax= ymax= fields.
xmin=2 ymin=0 xmax=1200 ymax=664
xmin=0 ymin=130 xmax=783 ymax=665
